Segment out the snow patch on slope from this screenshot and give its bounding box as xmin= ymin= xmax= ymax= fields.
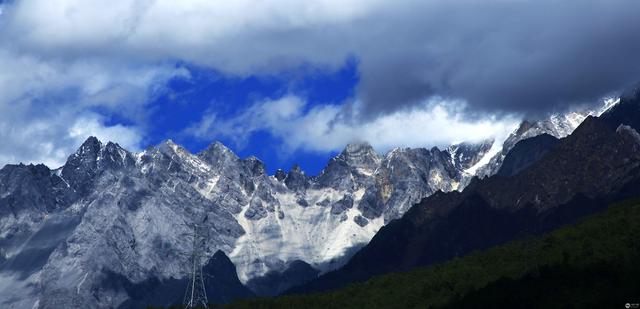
xmin=464 ymin=139 xmax=501 ymax=176
xmin=230 ymin=187 xmax=382 ymax=283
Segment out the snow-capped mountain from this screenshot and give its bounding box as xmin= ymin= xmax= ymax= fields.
xmin=470 ymin=99 xmax=619 ymax=181
xmin=293 ymin=96 xmax=640 ymax=295
xmin=0 ymin=135 xmax=492 ymax=307
xmin=0 ymin=98 xmax=617 ymax=307
xmin=446 ymin=139 xmax=495 ymax=172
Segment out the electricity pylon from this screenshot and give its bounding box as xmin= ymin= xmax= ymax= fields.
xmin=183 ymin=216 xmax=209 ymax=308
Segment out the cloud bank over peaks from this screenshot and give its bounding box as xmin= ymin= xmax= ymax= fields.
xmin=4 ymin=0 xmax=639 ymax=117
xmin=187 ymin=95 xmax=519 ymax=155
xmin=0 ymin=0 xmax=638 ymax=169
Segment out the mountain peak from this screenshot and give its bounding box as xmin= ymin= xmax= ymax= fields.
xmin=447 ymin=138 xmax=495 ymax=171
xmin=566 ymin=115 xmax=610 ymax=140
xmin=514 ymin=121 xmax=534 ymax=136
xmin=198 ymin=140 xmax=240 ymax=166
xmin=82 ymin=135 xmax=101 ymax=145
xmin=342 ymin=142 xmax=375 ymax=155
xmin=274 ymin=168 xmax=287 ymax=181
xmin=162 ymin=138 xmax=178 ymax=146
xmin=157 ymin=139 xmax=190 ymax=158
xmin=60 ymin=137 xmax=136 ymax=182
xmin=62 ymin=136 xmax=103 ymax=168
xmin=601 ymin=84 xmax=640 ymax=131
xmin=285 ymin=164 xmax=309 ymax=192
xmin=244 ymin=156 xmax=266 ymax=176
xmin=76 ymin=136 xmax=102 ymax=155
xmin=104 ymin=141 xmax=128 ymax=154
xmin=338 ymin=142 xmax=381 ymax=168
xmin=212 ymin=140 xmax=231 ymax=150
xmin=61 ymin=136 xmax=105 ymax=194
xmin=290 ymin=164 xmax=303 ymax=173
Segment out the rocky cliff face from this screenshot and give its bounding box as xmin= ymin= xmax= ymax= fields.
xmin=0 ymin=95 xmax=619 ymax=306
xmin=292 ymin=108 xmax=640 ymax=294
xmin=0 ymin=135 xmax=493 ymax=307
xmin=471 ymin=111 xmax=591 ymax=182
xmin=227 ymin=142 xmax=477 ymax=287
xmin=470 ymin=100 xmax=618 ymax=182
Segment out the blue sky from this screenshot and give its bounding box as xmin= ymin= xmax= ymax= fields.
xmin=0 ymin=0 xmax=637 ymax=173
xmin=140 ymin=60 xmax=358 ymax=175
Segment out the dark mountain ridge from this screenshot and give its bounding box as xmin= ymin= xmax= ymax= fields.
xmin=496 ymin=133 xmax=559 ymax=177
xmin=289 ymin=90 xmax=640 ymax=294
xmin=226 ymin=198 xmax=640 ymax=308
xmin=0 ymin=89 xmax=633 ymax=307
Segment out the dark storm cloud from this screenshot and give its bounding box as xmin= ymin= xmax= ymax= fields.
xmin=5 ymin=0 xmax=638 ymax=119
xmin=350 ymin=0 xmax=640 ymax=118
xmin=2 ymin=0 xmax=640 ymax=169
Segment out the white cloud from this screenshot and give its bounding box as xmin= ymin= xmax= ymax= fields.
xmin=3 ymin=0 xmax=637 ymax=115
xmin=187 ymin=95 xmax=519 ymax=154
xmin=69 ymin=114 xmax=143 ymax=152
xmin=0 ymin=0 xmax=636 ymax=167
xmin=0 ymin=0 xmax=379 ymax=167
xmin=4 ymin=0 xmax=377 ymax=73
xmin=0 ymin=49 xmax=182 ymax=168
xmin=0 ymin=110 xmax=143 ymax=169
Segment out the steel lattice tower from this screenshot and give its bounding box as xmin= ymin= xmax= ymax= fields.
xmin=183 ymin=222 xmax=209 ymax=309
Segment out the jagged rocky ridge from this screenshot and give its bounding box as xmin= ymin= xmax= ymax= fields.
xmin=469 ymin=99 xmax=617 ymax=182
xmin=289 ymin=93 xmax=640 ymax=294
xmin=0 ymin=132 xmax=496 ymax=307
xmin=0 ymin=97 xmax=614 ymax=307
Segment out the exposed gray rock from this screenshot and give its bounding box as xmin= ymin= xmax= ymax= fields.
xmin=316 ymin=142 xmax=380 ymax=191
xmin=245 ymin=200 xmax=268 ymax=220
xmin=330 ymin=195 xmax=353 ymax=215
xmin=198 ymin=141 xmax=240 ymax=168
xmin=274 ymin=169 xmax=286 ymax=181
xmin=472 ymin=109 xmax=592 ymax=182
xmin=284 ymin=165 xmax=309 ymax=192
xmin=446 ymin=139 xmax=494 ymax=170
xmin=353 ymin=215 xmax=369 ymax=227
xmin=243 ymin=156 xmax=266 ymax=176
xmin=316 ymin=198 xmax=331 ymax=207
xmin=0 ymin=102 xmax=595 ymax=308
xmin=296 ymin=197 xmax=310 ymax=207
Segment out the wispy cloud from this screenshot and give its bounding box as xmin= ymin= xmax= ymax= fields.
xmin=186 ymin=95 xmax=518 ymax=154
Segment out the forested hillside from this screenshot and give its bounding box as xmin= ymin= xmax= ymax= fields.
xmin=220 ymin=198 xmax=640 ymax=308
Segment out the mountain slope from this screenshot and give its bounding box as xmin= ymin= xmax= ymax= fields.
xmin=601 ymin=87 xmax=640 ymax=130
xmin=115 ymin=250 xmax=254 ymax=308
xmin=225 ymin=198 xmax=640 ymax=309
xmin=0 ymin=138 xmax=492 ymax=306
xmin=496 ymin=133 xmax=559 ymax=177
xmin=0 ymin=95 xmax=621 ymax=306
xmin=471 ymin=107 xmax=603 ymax=181
xmin=290 ymin=109 xmax=640 ymax=293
